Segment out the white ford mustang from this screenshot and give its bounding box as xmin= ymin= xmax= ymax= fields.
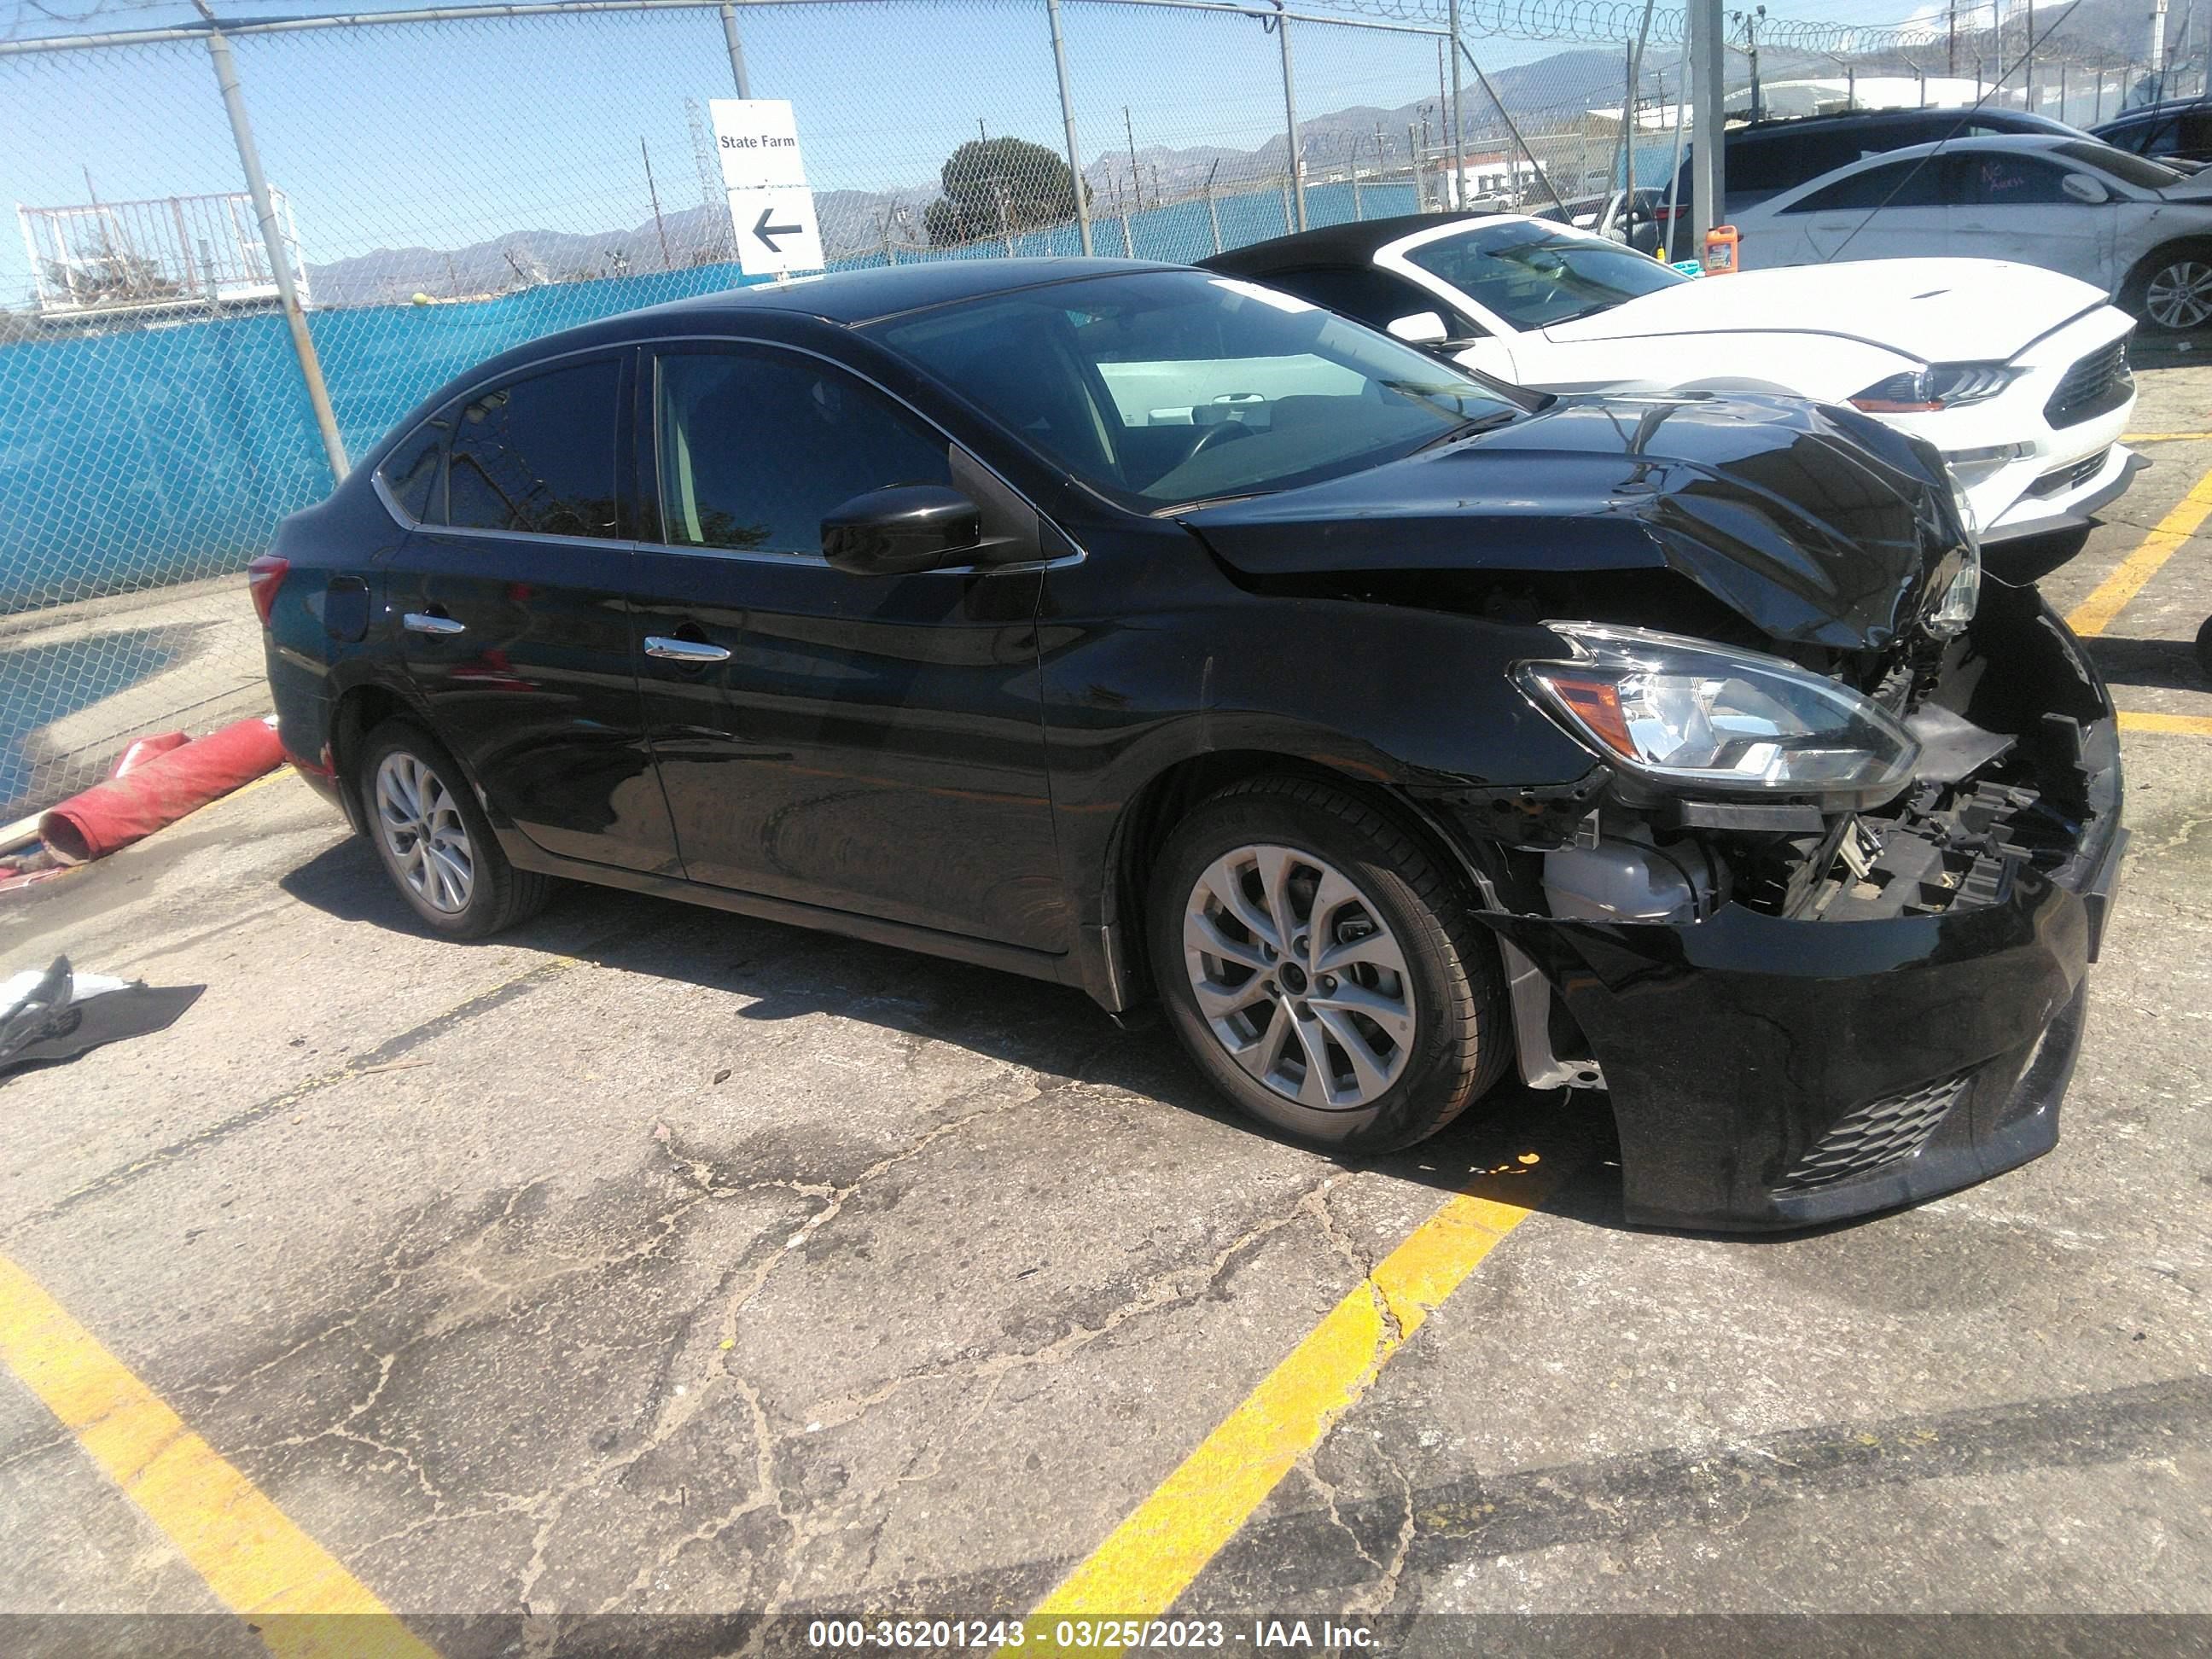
xmin=1202 ymin=212 xmax=2141 ymax=549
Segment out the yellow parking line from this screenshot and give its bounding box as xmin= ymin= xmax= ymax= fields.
xmin=0 ymin=1254 xmax=436 ymax=1659
xmin=1025 ymin=1145 xmax=1578 ymax=1639
xmin=2122 ymin=431 xmax=2212 ymax=444
xmin=2067 ymin=463 xmax=2212 ymax=637
xmin=2119 ymin=710 xmax=2212 ymax=736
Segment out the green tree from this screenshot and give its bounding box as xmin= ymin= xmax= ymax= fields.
xmin=923 ymin=136 xmax=1082 ymax=247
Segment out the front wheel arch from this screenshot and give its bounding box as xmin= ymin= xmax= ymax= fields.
xmin=1104 ymin=752 xmax=1498 ymax=1007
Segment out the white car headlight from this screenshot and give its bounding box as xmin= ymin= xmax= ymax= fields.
xmin=1850 ymin=362 xmax=2019 ymax=413
xmin=1517 ymin=624 xmax=1921 ymax=809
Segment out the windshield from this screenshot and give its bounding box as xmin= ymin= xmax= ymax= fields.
xmin=2054 ymin=138 xmax=2187 ymax=189
xmin=868 ymin=270 xmax=1525 ymax=507
xmin=1400 ymin=222 xmax=1685 ymax=329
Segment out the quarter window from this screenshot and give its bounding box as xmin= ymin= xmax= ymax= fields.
xmin=378 ymin=420 xmax=446 ymax=524
xmin=446 ymin=358 xmax=621 ymax=538
xmin=652 ymin=350 xmax=952 ymax=556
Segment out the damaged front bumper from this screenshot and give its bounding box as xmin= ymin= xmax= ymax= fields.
xmin=1476 ymin=588 xmax=2124 ymax=1231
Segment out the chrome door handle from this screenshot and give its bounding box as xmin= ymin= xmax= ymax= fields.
xmin=403 ymin=612 xmax=466 ymax=636
xmin=644 ymin=635 xmax=731 ymax=664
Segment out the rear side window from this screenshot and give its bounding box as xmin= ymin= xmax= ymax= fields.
xmin=1786 ymin=156 xmax=1951 ymax=212
xmin=652 ymin=349 xmax=952 ymax=556
xmin=446 ymin=358 xmax=621 ymax=539
xmin=378 ymin=421 xmax=446 ymax=524
xmin=1958 ymin=154 xmax=2071 ymax=205
xmin=1729 ymin=131 xmax=1866 ymax=193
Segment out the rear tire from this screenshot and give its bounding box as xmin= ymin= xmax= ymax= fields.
xmin=1146 ymin=776 xmax=1511 ymax=1154
xmin=358 ymin=720 xmax=549 ymax=939
xmin=2122 ymin=239 xmax=2212 ymax=334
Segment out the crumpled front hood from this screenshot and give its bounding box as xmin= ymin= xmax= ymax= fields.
xmin=1539 ymin=258 xmax=2106 ymax=364
xmin=1179 ymin=391 xmax=1965 ymax=651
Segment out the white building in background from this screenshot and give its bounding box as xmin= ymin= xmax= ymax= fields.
xmin=18 ymin=189 xmax=311 ymax=322
xmin=1444 ymin=148 xmax=1551 ymax=208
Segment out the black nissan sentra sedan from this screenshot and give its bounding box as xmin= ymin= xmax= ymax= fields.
xmin=253 ymin=259 xmax=2125 ymax=1231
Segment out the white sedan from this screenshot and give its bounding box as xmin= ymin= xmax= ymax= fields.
xmin=1202 ymin=212 xmax=2140 ymax=548
xmin=1730 ymin=132 xmax=2212 ymax=333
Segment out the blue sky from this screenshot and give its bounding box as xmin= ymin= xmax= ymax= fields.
xmin=0 ymin=0 xmax=1944 ymax=298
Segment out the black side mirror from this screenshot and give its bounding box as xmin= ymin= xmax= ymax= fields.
xmin=821 ymin=485 xmax=982 ymax=576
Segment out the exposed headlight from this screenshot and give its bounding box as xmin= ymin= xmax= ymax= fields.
xmin=1517 ymin=624 xmax=1920 ymax=809
xmin=1850 ymin=362 xmax=2018 ymax=413
xmin=1927 ymin=468 xmax=1982 ymax=639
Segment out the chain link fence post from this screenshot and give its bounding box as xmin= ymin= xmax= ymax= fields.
xmin=1275 ymin=9 xmax=1305 ymax=231
xmin=1045 ymin=0 xmax=1092 ymax=256
xmin=200 ymin=15 xmax=348 ymax=482
xmin=719 ymin=2 xmax=753 ymax=96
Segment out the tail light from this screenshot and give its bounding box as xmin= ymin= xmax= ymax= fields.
xmin=247 ymin=555 xmax=290 ymax=627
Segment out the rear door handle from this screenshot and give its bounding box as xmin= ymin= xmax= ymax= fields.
xmin=404 ymin=612 xmax=466 ymax=636
xmin=644 ymin=635 xmax=732 ymax=664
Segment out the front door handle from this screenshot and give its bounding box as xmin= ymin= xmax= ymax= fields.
xmin=644 ymin=635 xmax=732 ymax=664
xmin=404 ymin=612 xmax=466 ymax=636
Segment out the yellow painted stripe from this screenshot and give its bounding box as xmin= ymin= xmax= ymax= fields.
xmin=2122 ymin=431 xmax=2212 ymax=444
xmin=1025 ymin=1147 xmax=1577 ymax=1639
xmin=2067 ymin=463 xmax=2212 ymax=637
xmin=2119 ymin=710 xmax=2212 ymax=736
xmin=0 ymin=1254 xmax=436 ymax=1659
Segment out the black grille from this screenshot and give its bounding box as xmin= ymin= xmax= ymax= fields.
xmin=2044 ymin=341 xmax=2133 ymax=429
xmin=1778 ymin=1070 xmax=1970 ymax=1190
xmin=2029 ymin=448 xmax=2110 ymax=498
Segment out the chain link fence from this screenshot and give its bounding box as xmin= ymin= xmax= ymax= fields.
xmin=0 ymin=0 xmax=2201 ymax=818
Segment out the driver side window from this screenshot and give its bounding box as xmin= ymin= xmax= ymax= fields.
xmin=649 ymin=349 xmax=953 ymax=556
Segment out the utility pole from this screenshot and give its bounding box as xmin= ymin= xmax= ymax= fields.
xmin=1124 ymin=106 xmax=1141 ymax=210
xmin=1435 ymin=46 xmax=1452 ymax=205
xmin=1045 ymin=0 xmax=1091 ymax=255
xmin=195 ymin=0 xmax=346 ymax=480
xmin=1948 ymin=0 xmax=1958 ymax=76
xmin=641 ymin=138 xmax=670 ymax=269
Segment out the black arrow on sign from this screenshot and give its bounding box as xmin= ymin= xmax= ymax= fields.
xmin=753 ymin=205 xmax=803 ymax=253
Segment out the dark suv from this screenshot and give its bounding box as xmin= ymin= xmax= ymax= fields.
xmin=1663 ymin=105 xmax=2087 ymax=254
xmin=2093 ymin=99 xmax=2212 ymax=166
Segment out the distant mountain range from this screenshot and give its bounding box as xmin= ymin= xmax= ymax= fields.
xmin=303 ymin=0 xmax=2181 ymax=307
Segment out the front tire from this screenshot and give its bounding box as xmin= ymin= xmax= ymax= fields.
xmin=359 ymin=720 xmax=549 ymax=939
xmin=2122 ymin=240 xmax=2212 ymax=333
xmin=1147 ymin=777 xmax=1511 ymax=1154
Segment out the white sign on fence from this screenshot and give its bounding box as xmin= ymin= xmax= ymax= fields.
xmin=709 ymin=99 xmax=824 ymax=276
xmin=709 ymin=99 xmax=809 ymax=190
xmin=728 ymin=185 xmax=825 ymax=277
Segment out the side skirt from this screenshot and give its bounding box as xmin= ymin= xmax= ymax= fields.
xmin=498 ymin=830 xmax=1106 ymax=1004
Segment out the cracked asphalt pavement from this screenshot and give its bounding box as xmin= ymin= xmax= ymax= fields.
xmin=1 ymin=364 xmax=2209 ymax=1649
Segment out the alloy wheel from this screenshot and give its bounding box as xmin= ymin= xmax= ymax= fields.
xmin=375 ymin=751 xmax=475 ymax=915
xmin=1181 ymin=843 xmax=1415 ymax=1110
xmin=2145 ymin=258 xmax=2212 ymax=330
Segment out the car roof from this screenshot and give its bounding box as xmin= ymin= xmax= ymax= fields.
xmin=2096 ymin=97 xmax=2212 ymax=124
xmin=1199 ymin=212 xmax=1526 ymax=272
